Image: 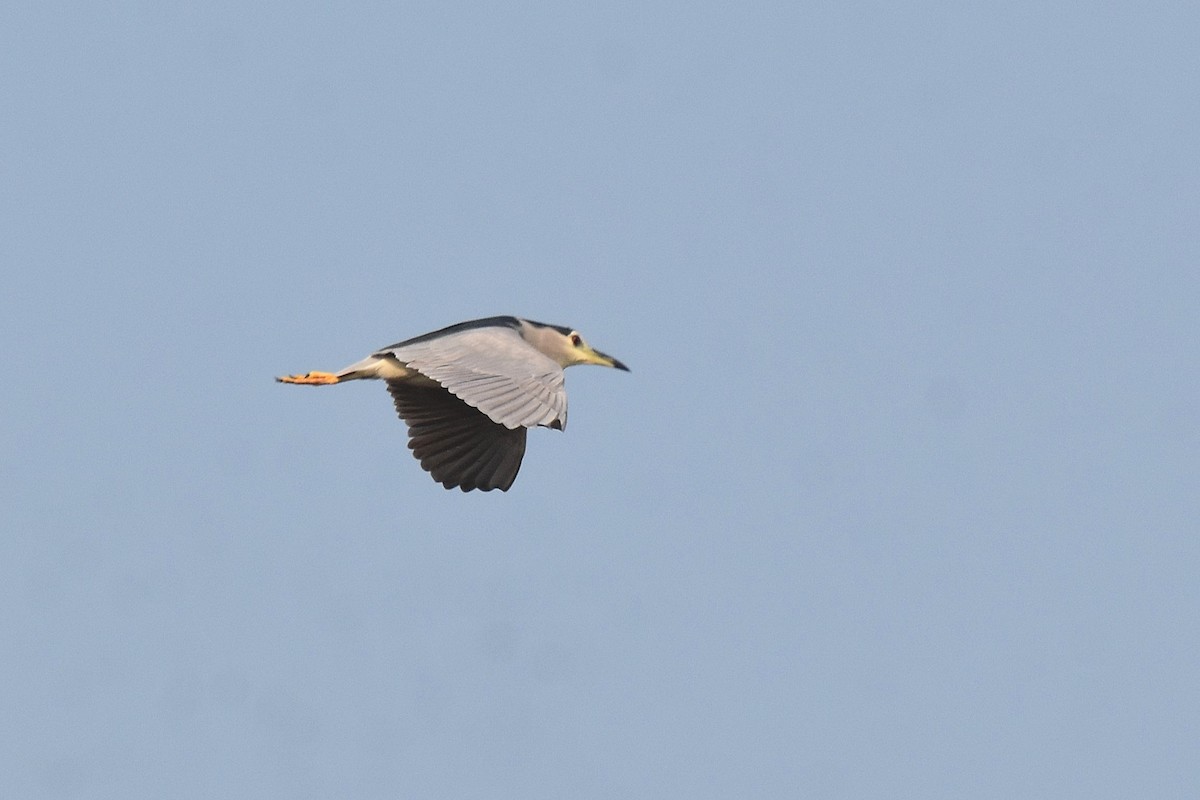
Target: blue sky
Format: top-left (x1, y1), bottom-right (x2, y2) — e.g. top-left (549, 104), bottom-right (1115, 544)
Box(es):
top-left (3, 2), bottom-right (1198, 797)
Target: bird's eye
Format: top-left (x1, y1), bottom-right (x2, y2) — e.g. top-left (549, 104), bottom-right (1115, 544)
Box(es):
top-left (570, 333), bottom-right (582, 347)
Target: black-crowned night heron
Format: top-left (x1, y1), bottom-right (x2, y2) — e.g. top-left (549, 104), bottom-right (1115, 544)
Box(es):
top-left (277, 316), bottom-right (629, 492)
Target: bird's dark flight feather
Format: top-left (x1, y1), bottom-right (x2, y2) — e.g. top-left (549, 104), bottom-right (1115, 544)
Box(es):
top-left (387, 381), bottom-right (527, 492)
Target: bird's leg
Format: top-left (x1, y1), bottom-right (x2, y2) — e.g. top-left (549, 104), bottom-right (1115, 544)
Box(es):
top-left (276, 371), bottom-right (341, 385)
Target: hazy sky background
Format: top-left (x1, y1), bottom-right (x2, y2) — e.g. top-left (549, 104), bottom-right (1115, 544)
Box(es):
top-left (3, 2), bottom-right (1198, 797)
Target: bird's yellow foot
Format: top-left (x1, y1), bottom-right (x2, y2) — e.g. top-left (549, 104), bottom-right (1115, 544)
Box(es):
top-left (276, 371), bottom-right (340, 385)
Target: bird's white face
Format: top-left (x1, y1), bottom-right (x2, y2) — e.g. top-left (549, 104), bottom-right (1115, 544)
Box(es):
top-left (562, 330), bottom-right (591, 365)
top-left (537, 328), bottom-right (591, 366)
top-left (520, 320), bottom-right (630, 371)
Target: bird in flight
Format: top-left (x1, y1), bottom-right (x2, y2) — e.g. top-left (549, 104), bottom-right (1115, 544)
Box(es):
top-left (277, 316), bottom-right (629, 492)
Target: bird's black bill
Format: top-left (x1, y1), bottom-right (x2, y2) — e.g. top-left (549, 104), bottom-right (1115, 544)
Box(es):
top-left (601, 351), bottom-right (630, 372)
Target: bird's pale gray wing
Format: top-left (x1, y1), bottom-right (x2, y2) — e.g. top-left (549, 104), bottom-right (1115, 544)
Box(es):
top-left (379, 327), bottom-right (567, 430)
top-left (387, 382), bottom-right (527, 492)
